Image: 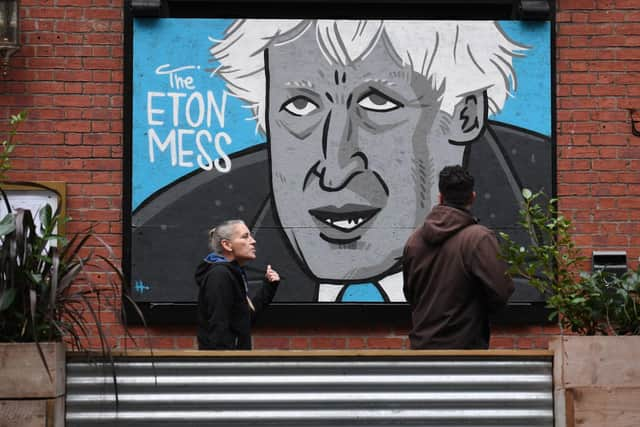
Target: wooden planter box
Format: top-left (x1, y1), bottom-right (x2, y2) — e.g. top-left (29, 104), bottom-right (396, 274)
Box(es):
top-left (0, 342), bottom-right (66, 427)
top-left (551, 336), bottom-right (640, 427)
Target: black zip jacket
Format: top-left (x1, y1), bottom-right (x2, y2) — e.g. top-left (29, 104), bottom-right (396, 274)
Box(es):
top-left (195, 258), bottom-right (278, 349)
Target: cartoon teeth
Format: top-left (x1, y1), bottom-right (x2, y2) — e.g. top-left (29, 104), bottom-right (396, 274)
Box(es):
top-left (324, 217), bottom-right (365, 231)
top-left (309, 206), bottom-right (381, 234)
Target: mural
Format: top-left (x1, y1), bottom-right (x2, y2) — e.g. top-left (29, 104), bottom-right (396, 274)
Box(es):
top-left (130, 19), bottom-right (552, 305)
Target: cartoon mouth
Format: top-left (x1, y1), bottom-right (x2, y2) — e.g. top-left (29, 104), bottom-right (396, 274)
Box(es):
top-left (308, 205), bottom-right (381, 233)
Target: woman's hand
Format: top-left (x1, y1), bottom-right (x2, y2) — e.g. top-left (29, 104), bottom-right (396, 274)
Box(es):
top-left (265, 264), bottom-right (280, 283)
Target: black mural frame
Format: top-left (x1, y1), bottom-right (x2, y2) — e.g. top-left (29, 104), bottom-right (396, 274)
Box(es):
top-left (123, 0), bottom-right (556, 325)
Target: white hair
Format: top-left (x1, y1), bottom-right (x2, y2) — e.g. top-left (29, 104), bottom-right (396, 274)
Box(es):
top-left (208, 219), bottom-right (245, 253)
top-left (211, 20), bottom-right (527, 134)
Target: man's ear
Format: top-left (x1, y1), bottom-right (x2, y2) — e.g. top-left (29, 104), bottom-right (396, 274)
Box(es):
top-left (470, 191), bottom-right (477, 206)
top-left (448, 90), bottom-right (488, 145)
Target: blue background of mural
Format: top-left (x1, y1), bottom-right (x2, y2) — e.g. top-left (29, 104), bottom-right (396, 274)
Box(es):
top-left (132, 19), bottom-right (551, 210)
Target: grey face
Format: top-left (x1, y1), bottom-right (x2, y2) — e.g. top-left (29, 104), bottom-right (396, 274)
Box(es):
top-left (267, 29), bottom-right (447, 282)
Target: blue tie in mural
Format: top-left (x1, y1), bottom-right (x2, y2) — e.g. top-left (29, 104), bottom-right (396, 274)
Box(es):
top-left (340, 283), bottom-right (385, 302)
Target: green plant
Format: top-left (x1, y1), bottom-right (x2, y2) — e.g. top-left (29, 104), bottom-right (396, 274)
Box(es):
top-left (0, 111), bottom-right (25, 181)
top-left (500, 189), bottom-right (640, 335)
top-left (0, 112), bottom-right (148, 374)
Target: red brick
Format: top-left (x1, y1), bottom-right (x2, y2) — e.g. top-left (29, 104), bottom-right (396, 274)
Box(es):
top-left (597, 147), bottom-right (618, 158)
top-left (592, 110), bottom-right (629, 121)
top-left (175, 336), bottom-right (197, 349)
top-left (347, 337), bottom-right (367, 349)
top-left (591, 135), bottom-right (629, 145)
top-left (83, 134), bottom-right (121, 145)
top-left (93, 70), bottom-right (113, 82)
top-left (92, 47), bottom-right (112, 57)
top-left (593, 235), bottom-right (630, 246)
top-left (558, 97), bottom-right (594, 109)
top-left (83, 58), bottom-right (121, 70)
top-left (366, 337), bottom-right (404, 349)
top-left (559, 0), bottom-right (596, 8)
top-left (91, 122), bottom-right (111, 132)
top-left (55, 46), bottom-right (94, 57)
top-left (593, 209), bottom-right (631, 220)
top-left (559, 48), bottom-right (599, 60)
top-left (53, 70), bottom-right (93, 82)
top-left (561, 122), bottom-right (601, 133)
top-left (571, 110), bottom-right (591, 121)
top-left (83, 83), bottom-right (121, 94)
top-left (592, 184), bottom-right (628, 195)
top-left (592, 159), bottom-right (628, 170)
top-left (82, 184), bottom-right (122, 196)
top-left (92, 146), bottom-right (113, 157)
top-left (83, 209), bottom-right (121, 221)
top-left (591, 85), bottom-right (631, 96)
top-left (557, 12), bottom-right (572, 22)
top-left (489, 336), bottom-right (515, 349)
top-left (93, 96), bottom-right (111, 107)
top-left (82, 109), bottom-right (121, 120)
top-left (561, 147), bottom-right (600, 158)
top-left (56, 21), bottom-right (94, 33)
top-left (560, 198), bottom-right (598, 209)
top-left (559, 23), bottom-right (614, 36)
top-left (557, 184), bottom-right (592, 196)
top-left (112, 46), bottom-right (124, 58)
top-left (590, 11), bottom-right (628, 22)
top-left (84, 34), bottom-right (122, 46)
top-left (53, 95), bottom-right (93, 107)
top-left (20, 19), bottom-right (53, 32)
top-left (55, 120), bottom-right (92, 132)
top-left (39, 158), bottom-right (84, 170)
top-left (92, 172), bottom-right (123, 183)
top-left (310, 337), bottom-right (347, 349)
top-left (26, 7), bottom-right (66, 19)
top-left (559, 72), bottom-right (598, 84)
top-left (65, 83), bottom-right (83, 93)
top-left (286, 337), bottom-right (307, 350)
top-left (85, 9), bottom-right (122, 20)
top-left (149, 337), bottom-right (175, 349)
top-left (253, 336), bottom-right (290, 350)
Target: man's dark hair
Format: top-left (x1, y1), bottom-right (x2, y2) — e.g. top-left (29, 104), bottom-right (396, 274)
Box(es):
top-left (439, 165), bottom-right (474, 208)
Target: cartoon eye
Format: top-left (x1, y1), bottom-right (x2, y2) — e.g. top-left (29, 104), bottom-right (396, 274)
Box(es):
top-left (281, 96), bottom-right (319, 117)
top-left (357, 89), bottom-right (403, 112)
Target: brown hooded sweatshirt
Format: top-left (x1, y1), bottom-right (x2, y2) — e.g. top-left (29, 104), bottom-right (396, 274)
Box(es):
top-left (402, 205), bottom-right (514, 349)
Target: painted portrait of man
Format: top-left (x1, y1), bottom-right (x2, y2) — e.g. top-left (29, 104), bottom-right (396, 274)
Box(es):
top-left (130, 19), bottom-right (551, 305)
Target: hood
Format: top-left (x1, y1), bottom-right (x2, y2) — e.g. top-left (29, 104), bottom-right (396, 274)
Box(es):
top-left (420, 205), bottom-right (477, 245)
top-left (195, 252), bottom-right (231, 288)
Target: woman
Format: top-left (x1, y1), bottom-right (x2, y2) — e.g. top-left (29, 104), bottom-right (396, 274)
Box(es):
top-left (195, 219), bottom-right (279, 349)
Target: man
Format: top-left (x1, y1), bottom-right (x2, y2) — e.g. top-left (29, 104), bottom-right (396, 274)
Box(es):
top-left (402, 165), bottom-right (514, 349)
top-left (195, 219), bottom-right (280, 349)
top-left (131, 20), bottom-right (550, 304)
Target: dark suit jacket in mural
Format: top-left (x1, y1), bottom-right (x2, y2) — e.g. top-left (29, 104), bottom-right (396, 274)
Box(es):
top-left (131, 121), bottom-right (552, 304)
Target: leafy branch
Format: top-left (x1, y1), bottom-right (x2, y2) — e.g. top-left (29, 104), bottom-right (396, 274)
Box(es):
top-left (500, 189), bottom-right (639, 335)
top-left (0, 111), bottom-right (26, 182)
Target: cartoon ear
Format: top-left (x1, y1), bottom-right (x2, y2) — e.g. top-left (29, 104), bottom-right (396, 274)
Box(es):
top-left (448, 90), bottom-right (488, 145)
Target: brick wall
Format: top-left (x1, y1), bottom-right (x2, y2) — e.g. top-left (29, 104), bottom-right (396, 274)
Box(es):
top-left (0, 0), bottom-right (637, 350)
top-left (556, 0), bottom-right (640, 264)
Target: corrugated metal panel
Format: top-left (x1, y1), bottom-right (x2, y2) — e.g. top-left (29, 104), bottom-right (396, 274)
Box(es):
top-left (66, 353), bottom-right (553, 426)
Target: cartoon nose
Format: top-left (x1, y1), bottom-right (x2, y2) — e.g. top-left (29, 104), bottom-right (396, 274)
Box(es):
top-left (317, 111), bottom-right (367, 191)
